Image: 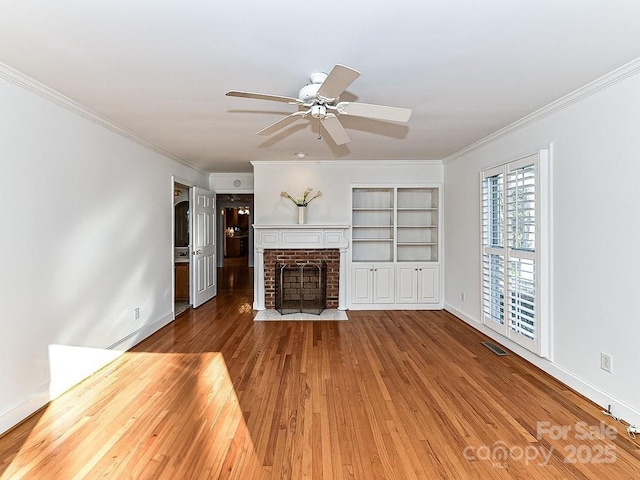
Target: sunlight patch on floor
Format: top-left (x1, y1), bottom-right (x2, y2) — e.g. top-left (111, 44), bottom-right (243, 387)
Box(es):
top-left (2, 351), bottom-right (262, 479)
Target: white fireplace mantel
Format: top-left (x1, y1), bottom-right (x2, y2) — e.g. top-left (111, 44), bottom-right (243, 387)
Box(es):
top-left (253, 224), bottom-right (350, 310)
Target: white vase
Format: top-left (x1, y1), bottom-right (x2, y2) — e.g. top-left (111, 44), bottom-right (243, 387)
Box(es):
top-left (297, 206), bottom-right (306, 224)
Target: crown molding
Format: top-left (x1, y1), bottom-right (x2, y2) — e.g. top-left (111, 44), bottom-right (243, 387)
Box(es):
top-left (251, 159), bottom-right (443, 167)
top-left (210, 172), bottom-right (254, 177)
top-left (444, 56), bottom-right (640, 163)
top-left (0, 62), bottom-right (207, 175)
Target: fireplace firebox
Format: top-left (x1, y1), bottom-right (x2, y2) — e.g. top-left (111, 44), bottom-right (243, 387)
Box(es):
top-left (275, 261), bottom-right (327, 315)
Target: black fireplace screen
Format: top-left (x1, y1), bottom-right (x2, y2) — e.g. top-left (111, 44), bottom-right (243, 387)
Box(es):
top-left (275, 261), bottom-right (327, 315)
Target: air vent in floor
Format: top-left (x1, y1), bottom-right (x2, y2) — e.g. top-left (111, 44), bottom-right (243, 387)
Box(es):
top-left (481, 341), bottom-right (508, 356)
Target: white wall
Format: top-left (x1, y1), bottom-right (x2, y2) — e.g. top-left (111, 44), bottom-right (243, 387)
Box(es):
top-left (444, 66), bottom-right (640, 426)
top-left (252, 160), bottom-right (443, 225)
top-left (0, 70), bottom-right (209, 434)
top-left (210, 172), bottom-right (254, 193)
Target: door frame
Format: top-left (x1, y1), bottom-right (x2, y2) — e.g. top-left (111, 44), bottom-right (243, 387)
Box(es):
top-left (172, 176), bottom-right (195, 318)
top-left (214, 192), bottom-right (255, 269)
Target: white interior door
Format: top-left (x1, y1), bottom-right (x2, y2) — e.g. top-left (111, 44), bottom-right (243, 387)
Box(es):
top-left (192, 187), bottom-right (217, 308)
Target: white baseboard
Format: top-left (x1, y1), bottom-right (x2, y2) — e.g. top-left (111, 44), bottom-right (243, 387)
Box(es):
top-left (348, 303), bottom-right (443, 310)
top-left (106, 311), bottom-right (174, 351)
top-left (0, 384), bottom-right (50, 437)
top-left (0, 311), bottom-right (174, 436)
top-left (444, 303), bottom-right (640, 429)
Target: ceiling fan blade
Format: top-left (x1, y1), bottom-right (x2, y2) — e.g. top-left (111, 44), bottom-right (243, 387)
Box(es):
top-left (226, 90), bottom-right (299, 104)
top-left (317, 64), bottom-right (361, 101)
top-left (256, 111), bottom-right (307, 136)
top-left (321, 114), bottom-right (351, 145)
top-left (335, 102), bottom-right (412, 122)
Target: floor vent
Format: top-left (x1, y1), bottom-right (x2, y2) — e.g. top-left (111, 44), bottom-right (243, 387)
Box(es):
top-left (481, 341), bottom-right (509, 356)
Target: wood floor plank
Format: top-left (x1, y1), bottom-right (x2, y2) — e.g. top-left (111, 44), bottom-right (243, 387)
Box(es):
top-left (1, 257), bottom-right (640, 479)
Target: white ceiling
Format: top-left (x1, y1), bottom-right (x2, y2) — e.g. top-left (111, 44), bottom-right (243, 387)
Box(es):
top-left (1, 1), bottom-right (640, 173)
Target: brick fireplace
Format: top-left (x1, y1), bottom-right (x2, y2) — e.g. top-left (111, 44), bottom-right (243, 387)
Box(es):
top-left (266, 249), bottom-right (339, 309)
top-left (253, 225), bottom-right (350, 312)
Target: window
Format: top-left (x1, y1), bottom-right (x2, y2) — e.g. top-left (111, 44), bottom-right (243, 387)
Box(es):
top-left (481, 152), bottom-right (549, 356)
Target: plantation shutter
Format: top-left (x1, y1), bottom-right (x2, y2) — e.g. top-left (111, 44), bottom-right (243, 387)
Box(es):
top-left (481, 153), bottom-right (545, 355)
top-left (481, 168), bottom-right (505, 329)
top-left (507, 162), bottom-right (536, 344)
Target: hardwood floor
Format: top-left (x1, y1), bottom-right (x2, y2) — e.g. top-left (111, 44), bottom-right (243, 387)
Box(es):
top-left (1, 259), bottom-right (639, 479)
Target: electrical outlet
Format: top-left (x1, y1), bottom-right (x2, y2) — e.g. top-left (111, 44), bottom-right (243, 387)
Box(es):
top-left (460, 292), bottom-right (465, 301)
top-left (600, 353), bottom-right (612, 373)
top-left (134, 307), bottom-right (140, 321)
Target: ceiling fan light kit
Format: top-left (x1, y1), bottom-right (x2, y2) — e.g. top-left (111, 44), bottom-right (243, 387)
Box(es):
top-left (226, 64), bottom-right (412, 145)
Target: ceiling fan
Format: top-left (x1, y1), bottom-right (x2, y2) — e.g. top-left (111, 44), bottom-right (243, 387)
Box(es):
top-left (226, 64), bottom-right (412, 145)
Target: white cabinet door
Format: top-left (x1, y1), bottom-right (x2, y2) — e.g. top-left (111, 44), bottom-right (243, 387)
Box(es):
top-left (373, 264), bottom-right (395, 303)
top-left (418, 264), bottom-right (440, 304)
top-left (351, 263), bottom-right (395, 305)
top-left (396, 264), bottom-right (418, 303)
top-left (351, 264), bottom-right (374, 304)
top-left (396, 263), bottom-right (439, 304)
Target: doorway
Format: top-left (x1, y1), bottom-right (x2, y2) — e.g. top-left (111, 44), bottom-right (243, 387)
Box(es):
top-left (216, 194), bottom-right (254, 291)
top-left (174, 182), bottom-right (192, 316)
top-left (216, 194), bottom-right (254, 267)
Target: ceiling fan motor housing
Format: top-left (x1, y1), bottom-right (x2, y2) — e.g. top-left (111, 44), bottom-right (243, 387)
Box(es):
top-left (309, 72), bottom-right (328, 84)
top-left (298, 83), bottom-right (322, 104)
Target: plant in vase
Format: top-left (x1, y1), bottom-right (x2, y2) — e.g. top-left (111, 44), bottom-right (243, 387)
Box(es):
top-left (281, 188), bottom-right (322, 224)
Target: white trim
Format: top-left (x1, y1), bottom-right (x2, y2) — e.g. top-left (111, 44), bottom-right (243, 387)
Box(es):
top-left (251, 160), bottom-right (443, 167)
top-left (0, 384), bottom-right (50, 436)
top-left (444, 304), bottom-right (640, 429)
top-left (537, 146), bottom-right (553, 359)
top-left (445, 56), bottom-right (640, 163)
top-left (348, 304), bottom-right (442, 311)
top-left (0, 61), bottom-right (206, 174)
top-left (253, 224), bottom-right (351, 311)
top-left (172, 176), bottom-right (195, 315)
top-left (107, 311), bottom-right (174, 351)
top-left (211, 172), bottom-right (253, 177)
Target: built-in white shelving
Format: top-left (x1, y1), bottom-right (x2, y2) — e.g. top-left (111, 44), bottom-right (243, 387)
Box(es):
top-left (350, 186), bottom-right (441, 309)
top-left (351, 187), bottom-right (395, 262)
